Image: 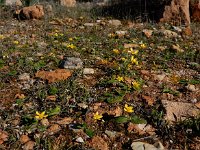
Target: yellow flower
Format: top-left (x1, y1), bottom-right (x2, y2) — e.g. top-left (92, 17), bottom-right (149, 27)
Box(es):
top-left (116, 76), bottom-right (124, 82)
top-left (0, 34), bottom-right (4, 40)
top-left (132, 81), bottom-right (140, 90)
top-left (113, 49), bottom-right (120, 54)
top-left (54, 33), bottom-right (58, 37)
top-left (108, 33), bottom-right (116, 38)
top-left (131, 56), bottom-right (138, 65)
top-left (35, 111), bottom-right (48, 120)
top-left (66, 44), bottom-right (76, 49)
top-left (68, 37), bottom-right (73, 41)
top-left (93, 112), bottom-right (103, 120)
top-left (13, 41), bottom-right (19, 45)
top-left (140, 43), bottom-right (146, 49)
top-left (121, 57), bottom-right (127, 61)
top-left (59, 33), bottom-right (64, 36)
top-left (127, 64), bottom-right (132, 70)
top-left (128, 48), bottom-right (138, 55)
top-left (124, 104), bottom-right (134, 113)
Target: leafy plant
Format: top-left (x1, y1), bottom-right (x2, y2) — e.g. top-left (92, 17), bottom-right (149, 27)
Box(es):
top-left (47, 106), bottom-right (61, 116)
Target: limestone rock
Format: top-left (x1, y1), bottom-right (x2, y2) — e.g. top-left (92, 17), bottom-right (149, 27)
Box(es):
top-left (60, 0), bottom-right (76, 7)
top-left (160, 0), bottom-right (190, 26)
top-left (131, 142), bottom-right (164, 150)
top-left (5, 0), bottom-right (22, 6)
top-left (161, 100), bottom-right (200, 122)
top-left (18, 5), bottom-right (44, 20)
top-left (108, 19), bottom-right (122, 26)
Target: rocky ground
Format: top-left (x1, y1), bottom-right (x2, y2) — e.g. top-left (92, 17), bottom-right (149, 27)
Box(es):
top-left (0, 4), bottom-right (200, 150)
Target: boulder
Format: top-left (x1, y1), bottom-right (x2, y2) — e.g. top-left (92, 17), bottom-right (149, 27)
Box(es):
top-left (160, 0), bottom-right (190, 26)
top-left (17, 5), bottom-right (44, 20)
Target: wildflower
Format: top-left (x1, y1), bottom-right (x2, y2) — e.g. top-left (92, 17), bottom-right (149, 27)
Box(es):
top-left (68, 37), bottom-right (73, 41)
top-left (59, 33), bottom-right (64, 36)
top-left (132, 81), bottom-right (140, 90)
top-left (54, 33), bottom-right (58, 37)
top-left (66, 44), bottom-right (76, 49)
top-left (93, 112), bottom-right (103, 120)
top-left (113, 49), bottom-right (120, 54)
top-left (121, 57), bottom-right (127, 61)
top-left (131, 56), bottom-right (138, 65)
top-left (13, 40), bottom-right (19, 45)
top-left (140, 43), bottom-right (146, 49)
top-left (35, 111), bottom-right (48, 120)
top-left (127, 64), bottom-right (132, 70)
top-left (108, 33), bottom-right (116, 38)
top-left (0, 34), bottom-right (4, 40)
top-left (128, 48), bottom-right (138, 55)
top-left (116, 76), bottom-right (124, 82)
top-left (124, 104), bottom-right (134, 113)
top-left (100, 59), bottom-right (108, 64)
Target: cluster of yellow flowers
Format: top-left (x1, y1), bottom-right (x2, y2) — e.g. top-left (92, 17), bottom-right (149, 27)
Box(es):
top-left (93, 104), bottom-right (134, 121)
top-left (66, 43), bottom-right (76, 49)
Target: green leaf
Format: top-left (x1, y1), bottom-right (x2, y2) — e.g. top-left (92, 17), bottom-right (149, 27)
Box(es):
top-left (34, 60), bottom-right (46, 70)
top-left (115, 116), bottom-right (130, 123)
top-left (107, 95), bottom-right (123, 104)
top-left (48, 106), bottom-right (61, 116)
top-left (85, 128), bottom-right (94, 138)
top-left (7, 70), bottom-right (17, 76)
top-left (49, 86), bottom-right (58, 95)
top-left (130, 115), bottom-right (147, 124)
top-left (189, 79), bottom-right (200, 85)
top-left (0, 59), bottom-right (4, 69)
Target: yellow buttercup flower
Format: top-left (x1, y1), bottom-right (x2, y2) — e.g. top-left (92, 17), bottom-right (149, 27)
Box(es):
top-left (121, 57), bottom-right (127, 61)
top-left (128, 48), bottom-right (139, 55)
top-left (140, 43), bottom-right (146, 49)
top-left (131, 56), bottom-right (138, 65)
top-left (116, 76), bottom-right (124, 82)
top-left (66, 44), bottom-right (76, 49)
top-left (13, 41), bottom-right (19, 45)
top-left (68, 37), bottom-right (73, 41)
top-left (124, 104), bottom-right (134, 113)
top-left (132, 81), bottom-right (140, 90)
top-left (35, 111), bottom-right (48, 120)
top-left (93, 112), bottom-right (103, 120)
top-left (54, 33), bottom-right (58, 37)
top-left (0, 34), bottom-right (4, 39)
top-left (113, 49), bottom-right (120, 54)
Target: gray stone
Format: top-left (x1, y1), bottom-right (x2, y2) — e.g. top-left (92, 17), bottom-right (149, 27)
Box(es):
top-left (4, 0), bottom-right (22, 5)
top-left (160, 29), bottom-right (178, 38)
top-left (83, 68), bottom-right (95, 75)
top-left (131, 142), bottom-right (164, 150)
top-left (18, 73), bottom-right (30, 81)
top-left (105, 130), bottom-right (117, 138)
top-left (84, 23), bottom-right (96, 27)
top-left (108, 19), bottom-right (122, 26)
top-left (76, 137), bottom-right (84, 143)
top-left (62, 57), bottom-right (83, 69)
top-left (115, 30), bottom-right (127, 37)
